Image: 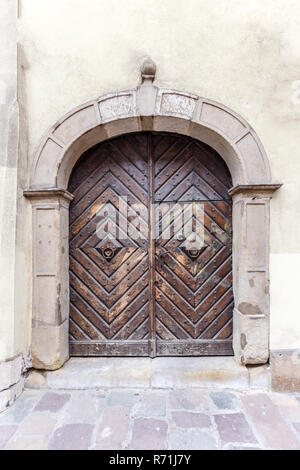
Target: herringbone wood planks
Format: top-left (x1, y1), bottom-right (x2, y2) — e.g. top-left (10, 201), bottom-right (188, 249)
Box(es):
top-left (69, 132), bottom-right (233, 356)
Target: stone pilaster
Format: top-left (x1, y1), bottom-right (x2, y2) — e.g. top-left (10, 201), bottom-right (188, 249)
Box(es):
top-left (229, 184), bottom-right (281, 364)
top-left (24, 189), bottom-right (73, 370)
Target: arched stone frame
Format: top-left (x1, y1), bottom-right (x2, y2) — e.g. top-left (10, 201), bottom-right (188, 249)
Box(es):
top-left (24, 82), bottom-right (281, 370)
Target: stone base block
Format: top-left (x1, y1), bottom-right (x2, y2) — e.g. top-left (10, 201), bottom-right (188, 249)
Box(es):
top-left (36, 357), bottom-right (152, 389)
top-left (32, 321), bottom-right (69, 370)
top-left (0, 354), bottom-right (23, 390)
top-left (271, 350), bottom-right (300, 392)
top-left (151, 357), bottom-right (249, 389)
top-left (233, 309), bottom-right (269, 365)
top-left (23, 357), bottom-right (270, 391)
top-left (0, 377), bottom-right (24, 413)
top-left (247, 364), bottom-right (270, 390)
top-left (0, 355), bottom-right (24, 413)
top-left (24, 370), bottom-right (47, 389)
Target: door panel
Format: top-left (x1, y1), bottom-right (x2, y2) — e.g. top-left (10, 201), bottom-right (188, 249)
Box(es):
top-left (152, 133), bottom-right (233, 356)
top-left (69, 134), bottom-right (150, 356)
top-left (69, 132), bottom-right (233, 356)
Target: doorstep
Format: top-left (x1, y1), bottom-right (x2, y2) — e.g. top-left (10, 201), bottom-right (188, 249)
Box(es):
top-left (25, 357), bottom-right (270, 391)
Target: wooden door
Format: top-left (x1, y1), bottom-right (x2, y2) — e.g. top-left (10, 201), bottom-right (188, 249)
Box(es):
top-left (69, 133), bottom-right (233, 356)
top-left (152, 134), bottom-right (233, 356)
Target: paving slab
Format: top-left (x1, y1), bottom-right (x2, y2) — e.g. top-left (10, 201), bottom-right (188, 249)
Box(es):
top-left (171, 411), bottom-right (211, 428)
top-left (241, 393), bottom-right (300, 450)
top-left (270, 393), bottom-right (300, 422)
top-left (129, 418), bottom-right (168, 450)
top-left (6, 435), bottom-right (47, 450)
top-left (64, 394), bottom-right (101, 423)
top-left (34, 392), bottom-right (71, 412)
top-left (168, 389), bottom-right (213, 411)
top-left (17, 413), bottom-right (57, 435)
top-left (133, 390), bottom-right (167, 417)
top-left (210, 391), bottom-right (240, 410)
top-left (47, 423), bottom-right (94, 450)
top-left (2, 378), bottom-right (300, 450)
top-left (168, 427), bottom-right (217, 450)
top-left (96, 406), bottom-right (130, 449)
top-left (0, 425), bottom-right (17, 449)
top-left (214, 412), bottom-right (258, 445)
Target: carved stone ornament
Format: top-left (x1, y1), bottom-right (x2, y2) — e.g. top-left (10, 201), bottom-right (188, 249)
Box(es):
top-left (141, 57), bottom-right (156, 84)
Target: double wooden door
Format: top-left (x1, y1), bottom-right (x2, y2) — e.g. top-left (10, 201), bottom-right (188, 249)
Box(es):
top-left (69, 132), bottom-right (233, 356)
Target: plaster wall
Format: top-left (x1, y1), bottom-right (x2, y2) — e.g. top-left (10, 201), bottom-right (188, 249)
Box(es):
top-left (0, 0), bottom-right (18, 362)
top-left (0, 0), bottom-right (31, 364)
top-left (17, 0), bottom-right (300, 352)
top-left (0, 0), bottom-right (297, 377)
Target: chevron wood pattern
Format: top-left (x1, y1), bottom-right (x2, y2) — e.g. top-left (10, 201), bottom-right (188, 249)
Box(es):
top-left (153, 133), bottom-right (233, 355)
top-left (69, 132), bottom-right (233, 356)
top-left (69, 134), bottom-right (150, 356)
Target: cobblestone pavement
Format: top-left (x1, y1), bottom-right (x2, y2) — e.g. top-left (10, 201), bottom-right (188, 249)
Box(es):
top-left (1, 388), bottom-right (300, 450)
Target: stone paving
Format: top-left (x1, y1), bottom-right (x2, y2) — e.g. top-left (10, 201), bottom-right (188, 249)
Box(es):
top-left (1, 388), bottom-right (300, 450)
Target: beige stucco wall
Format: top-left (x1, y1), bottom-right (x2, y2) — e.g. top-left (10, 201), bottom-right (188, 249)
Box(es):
top-left (0, 0), bottom-right (18, 362)
top-left (16, 0), bottom-right (300, 352)
top-left (0, 0), bottom-right (31, 365)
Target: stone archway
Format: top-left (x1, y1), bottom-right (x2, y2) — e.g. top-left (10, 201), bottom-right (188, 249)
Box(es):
top-left (24, 60), bottom-right (281, 370)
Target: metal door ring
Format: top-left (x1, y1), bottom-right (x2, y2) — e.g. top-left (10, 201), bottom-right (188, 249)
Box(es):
top-left (188, 249), bottom-right (200, 258)
top-left (102, 247), bottom-right (115, 260)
